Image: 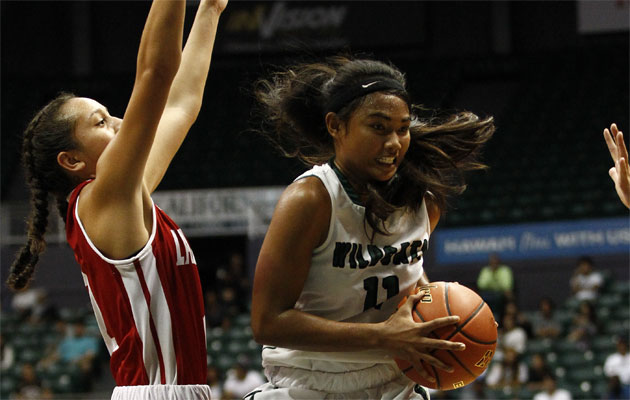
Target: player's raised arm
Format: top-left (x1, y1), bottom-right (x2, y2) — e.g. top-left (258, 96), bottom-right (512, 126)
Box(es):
top-left (90, 0), bottom-right (185, 198)
top-left (144, 0), bottom-right (228, 193)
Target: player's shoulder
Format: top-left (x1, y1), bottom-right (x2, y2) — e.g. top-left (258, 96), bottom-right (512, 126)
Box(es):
top-left (282, 175), bottom-right (330, 209)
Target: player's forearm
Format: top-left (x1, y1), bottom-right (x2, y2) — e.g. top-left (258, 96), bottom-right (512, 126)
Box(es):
top-left (252, 308), bottom-right (384, 352)
top-left (166, 1), bottom-right (223, 118)
top-left (136, 0), bottom-right (185, 80)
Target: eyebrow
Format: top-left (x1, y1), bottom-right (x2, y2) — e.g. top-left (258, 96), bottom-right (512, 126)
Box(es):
top-left (88, 107), bottom-right (110, 120)
top-left (367, 112), bottom-right (411, 123)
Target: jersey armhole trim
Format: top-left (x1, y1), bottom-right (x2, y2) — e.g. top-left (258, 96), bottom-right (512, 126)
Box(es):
top-left (74, 193), bottom-right (158, 265)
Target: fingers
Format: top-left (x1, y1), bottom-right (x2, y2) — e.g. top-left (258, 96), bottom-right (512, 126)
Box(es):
top-left (420, 315), bottom-right (461, 332)
top-left (420, 337), bottom-right (466, 352)
top-left (410, 359), bottom-right (436, 383)
top-left (604, 127), bottom-right (618, 162)
top-left (419, 353), bottom-right (455, 373)
top-left (616, 130), bottom-right (629, 161)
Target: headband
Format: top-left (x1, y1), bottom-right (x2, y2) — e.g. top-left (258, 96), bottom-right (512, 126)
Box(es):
top-left (325, 75), bottom-right (407, 114)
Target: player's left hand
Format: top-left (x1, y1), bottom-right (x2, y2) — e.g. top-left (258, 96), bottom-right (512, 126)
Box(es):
top-left (603, 123), bottom-right (630, 209)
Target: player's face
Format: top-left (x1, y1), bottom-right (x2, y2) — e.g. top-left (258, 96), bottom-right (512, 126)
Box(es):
top-left (65, 97), bottom-right (122, 177)
top-left (332, 93), bottom-right (411, 183)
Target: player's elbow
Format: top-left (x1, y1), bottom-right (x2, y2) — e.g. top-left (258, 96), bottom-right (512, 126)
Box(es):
top-left (250, 309), bottom-right (279, 345)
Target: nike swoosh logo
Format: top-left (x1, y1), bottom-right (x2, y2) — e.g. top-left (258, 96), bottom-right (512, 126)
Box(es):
top-left (362, 81), bottom-right (379, 88)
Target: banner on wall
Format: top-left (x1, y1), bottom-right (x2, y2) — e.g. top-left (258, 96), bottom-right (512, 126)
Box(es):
top-left (215, 1), bottom-right (426, 54)
top-left (152, 187), bottom-right (284, 237)
top-left (434, 217), bottom-right (630, 264)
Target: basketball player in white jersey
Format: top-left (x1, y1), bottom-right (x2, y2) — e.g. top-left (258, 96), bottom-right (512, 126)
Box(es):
top-left (248, 57), bottom-right (495, 399)
top-left (7, 0), bottom-right (227, 398)
top-left (604, 123), bottom-right (630, 209)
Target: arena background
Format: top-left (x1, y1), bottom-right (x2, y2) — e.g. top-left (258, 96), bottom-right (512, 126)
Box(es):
top-left (1, 1), bottom-right (628, 399)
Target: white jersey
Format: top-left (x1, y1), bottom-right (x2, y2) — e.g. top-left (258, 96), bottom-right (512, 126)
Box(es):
top-left (261, 163), bottom-right (431, 393)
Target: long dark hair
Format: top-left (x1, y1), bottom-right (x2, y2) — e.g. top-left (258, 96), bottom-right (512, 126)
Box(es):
top-left (7, 92), bottom-right (79, 290)
top-left (254, 56), bottom-right (494, 235)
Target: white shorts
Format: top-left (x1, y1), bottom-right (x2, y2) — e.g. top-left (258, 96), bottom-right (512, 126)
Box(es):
top-left (243, 375), bottom-right (430, 400)
top-left (111, 384), bottom-right (212, 400)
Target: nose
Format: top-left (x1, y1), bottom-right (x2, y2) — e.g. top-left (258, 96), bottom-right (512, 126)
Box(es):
top-left (384, 132), bottom-right (402, 153)
top-left (113, 117), bottom-right (122, 133)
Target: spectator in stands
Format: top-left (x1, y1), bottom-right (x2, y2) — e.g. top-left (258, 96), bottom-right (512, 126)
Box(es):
top-left (206, 365), bottom-right (223, 399)
top-left (10, 287), bottom-right (56, 323)
top-left (500, 313), bottom-right (528, 355)
top-left (504, 299), bottom-right (533, 338)
top-left (532, 373), bottom-right (572, 400)
top-left (40, 320), bottom-right (99, 379)
top-left (485, 346), bottom-right (528, 389)
top-left (13, 362), bottom-right (53, 400)
top-left (527, 353), bottom-right (552, 392)
top-left (603, 123), bottom-right (629, 209)
top-left (477, 253), bottom-right (514, 320)
top-left (603, 335), bottom-right (630, 399)
top-left (205, 289), bottom-right (227, 329)
top-left (566, 300), bottom-right (598, 351)
top-left (0, 333), bottom-right (15, 372)
top-left (569, 256), bottom-right (603, 303)
top-left (215, 252), bottom-right (251, 313)
top-left (222, 362), bottom-right (264, 399)
top-left (532, 297), bottom-right (563, 339)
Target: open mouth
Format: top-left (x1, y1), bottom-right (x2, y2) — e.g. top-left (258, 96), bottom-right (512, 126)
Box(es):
top-left (376, 156), bottom-right (396, 165)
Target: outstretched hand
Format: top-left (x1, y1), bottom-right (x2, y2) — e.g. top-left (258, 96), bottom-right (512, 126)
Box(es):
top-left (380, 290), bottom-right (465, 383)
top-left (603, 123), bottom-right (630, 209)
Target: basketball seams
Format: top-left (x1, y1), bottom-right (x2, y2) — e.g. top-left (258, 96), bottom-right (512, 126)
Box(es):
top-left (458, 329), bottom-right (497, 345)
top-left (444, 282), bottom-right (451, 316)
top-left (445, 301), bottom-right (485, 341)
top-left (445, 349), bottom-right (477, 378)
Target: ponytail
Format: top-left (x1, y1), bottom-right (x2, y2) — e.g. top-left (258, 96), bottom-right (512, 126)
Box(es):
top-left (7, 93), bottom-right (77, 291)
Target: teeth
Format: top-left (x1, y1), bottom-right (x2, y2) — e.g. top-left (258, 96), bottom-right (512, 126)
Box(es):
top-left (377, 157), bottom-right (395, 164)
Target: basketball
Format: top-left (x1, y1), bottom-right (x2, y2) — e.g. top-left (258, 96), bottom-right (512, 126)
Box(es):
top-left (395, 281), bottom-right (497, 391)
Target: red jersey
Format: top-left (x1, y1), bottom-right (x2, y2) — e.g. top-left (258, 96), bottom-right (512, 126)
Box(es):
top-left (66, 181), bottom-right (207, 386)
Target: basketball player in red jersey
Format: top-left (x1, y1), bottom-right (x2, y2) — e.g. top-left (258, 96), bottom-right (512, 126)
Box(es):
top-left (7, 0), bottom-right (227, 398)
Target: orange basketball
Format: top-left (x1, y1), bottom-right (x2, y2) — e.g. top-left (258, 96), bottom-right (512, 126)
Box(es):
top-left (394, 281), bottom-right (497, 391)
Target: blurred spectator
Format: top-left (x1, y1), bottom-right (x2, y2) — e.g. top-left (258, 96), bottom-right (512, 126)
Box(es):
top-left (485, 347), bottom-right (528, 389)
top-left (527, 353), bottom-right (552, 392)
top-left (12, 362), bottom-right (52, 400)
top-left (569, 256), bottom-right (603, 302)
top-left (603, 335), bottom-right (630, 399)
top-left (1, 333), bottom-right (15, 372)
top-left (477, 253), bottom-right (514, 320)
top-left (10, 287), bottom-right (58, 323)
top-left (500, 313), bottom-right (528, 355)
top-left (40, 320), bottom-right (99, 378)
top-left (532, 373), bottom-right (572, 400)
top-left (503, 299), bottom-right (533, 338)
top-left (205, 290), bottom-right (227, 329)
top-left (566, 301), bottom-right (598, 351)
top-left (222, 362), bottom-right (265, 399)
top-left (531, 297), bottom-right (563, 339)
top-left (459, 378), bottom-right (488, 399)
top-left (215, 252), bottom-right (251, 308)
top-left (207, 365), bottom-right (223, 399)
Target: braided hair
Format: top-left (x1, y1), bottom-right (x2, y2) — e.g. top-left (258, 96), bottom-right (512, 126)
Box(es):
top-left (254, 56), bottom-right (494, 235)
top-left (7, 93), bottom-right (79, 290)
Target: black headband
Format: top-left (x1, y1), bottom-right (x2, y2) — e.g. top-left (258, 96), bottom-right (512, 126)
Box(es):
top-left (325, 76), bottom-right (407, 114)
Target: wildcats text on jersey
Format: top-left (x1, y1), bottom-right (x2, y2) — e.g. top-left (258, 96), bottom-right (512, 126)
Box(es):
top-left (332, 239), bottom-right (428, 269)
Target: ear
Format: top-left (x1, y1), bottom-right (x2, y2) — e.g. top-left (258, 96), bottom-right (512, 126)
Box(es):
top-left (57, 151), bottom-right (86, 174)
top-left (325, 112), bottom-right (344, 139)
